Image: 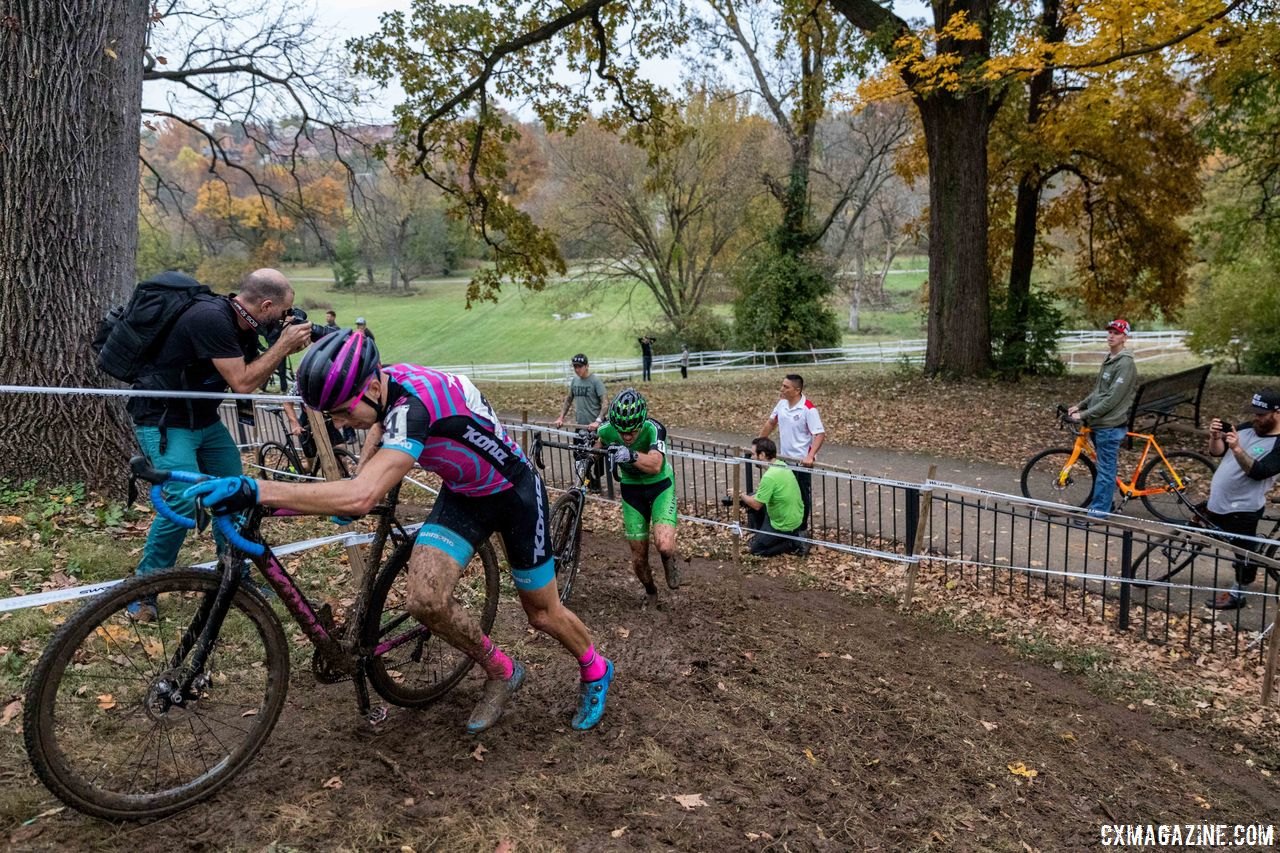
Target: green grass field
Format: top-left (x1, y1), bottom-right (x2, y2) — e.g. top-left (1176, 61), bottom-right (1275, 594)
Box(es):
top-left (283, 256), bottom-right (933, 364)
top-left (284, 265), bottom-right (680, 364)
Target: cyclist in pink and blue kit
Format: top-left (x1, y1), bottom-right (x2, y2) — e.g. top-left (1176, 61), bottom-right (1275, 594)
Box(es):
top-left (185, 330), bottom-right (614, 732)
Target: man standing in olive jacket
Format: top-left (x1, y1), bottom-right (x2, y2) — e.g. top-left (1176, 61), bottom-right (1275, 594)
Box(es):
top-left (1068, 319), bottom-right (1138, 517)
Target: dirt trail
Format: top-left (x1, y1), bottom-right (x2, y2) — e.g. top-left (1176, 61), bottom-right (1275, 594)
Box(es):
top-left (10, 531), bottom-right (1277, 852)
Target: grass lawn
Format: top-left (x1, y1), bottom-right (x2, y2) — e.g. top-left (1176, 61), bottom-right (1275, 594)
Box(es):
top-left (281, 264), bottom-right (677, 365)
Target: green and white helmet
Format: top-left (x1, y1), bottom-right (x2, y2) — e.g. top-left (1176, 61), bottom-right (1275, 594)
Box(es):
top-left (608, 388), bottom-right (648, 432)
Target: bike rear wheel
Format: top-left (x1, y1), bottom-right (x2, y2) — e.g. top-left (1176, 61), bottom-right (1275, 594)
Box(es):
top-left (24, 569), bottom-right (289, 820)
top-left (1020, 448), bottom-right (1096, 508)
top-left (257, 441), bottom-right (303, 482)
top-left (333, 447), bottom-right (358, 478)
top-left (1138, 451), bottom-right (1217, 524)
top-left (550, 491), bottom-right (584, 603)
top-left (1128, 538), bottom-right (1205, 588)
top-left (362, 539), bottom-right (500, 708)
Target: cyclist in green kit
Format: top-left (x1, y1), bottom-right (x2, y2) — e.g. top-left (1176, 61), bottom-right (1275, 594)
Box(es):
top-left (596, 389), bottom-right (681, 607)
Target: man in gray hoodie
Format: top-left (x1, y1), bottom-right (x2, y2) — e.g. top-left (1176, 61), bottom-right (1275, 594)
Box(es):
top-left (1067, 318), bottom-right (1138, 517)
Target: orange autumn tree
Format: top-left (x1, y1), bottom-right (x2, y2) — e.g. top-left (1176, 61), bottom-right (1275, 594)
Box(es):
top-left (353, 0), bottom-right (1260, 376)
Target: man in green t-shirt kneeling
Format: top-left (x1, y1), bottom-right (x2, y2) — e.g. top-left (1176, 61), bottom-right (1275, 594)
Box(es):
top-left (596, 388), bottom-right (681, 607)
top-left (740, 437), bottom-right (805, 557)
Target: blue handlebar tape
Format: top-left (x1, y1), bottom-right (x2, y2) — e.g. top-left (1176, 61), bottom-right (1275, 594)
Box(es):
top-left (150, 484), bottom-right (196, 529)
top-left (213, 515), bottom-right (265, 558)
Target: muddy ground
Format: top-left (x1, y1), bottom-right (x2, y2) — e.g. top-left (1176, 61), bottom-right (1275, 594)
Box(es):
top-left (5, 518), bottom-right (1279, 853)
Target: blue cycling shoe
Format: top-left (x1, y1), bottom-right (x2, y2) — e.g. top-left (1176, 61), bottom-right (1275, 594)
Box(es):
top-left (572, 659), bottom-right (614, 731)
top-left (467, 661), bottom-right (527, 733)
top-left (126, 595), bottom-right (157, 623)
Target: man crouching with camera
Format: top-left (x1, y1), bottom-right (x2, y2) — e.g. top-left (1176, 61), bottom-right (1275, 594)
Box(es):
top-left (126, 268), bottom-right (312, 621)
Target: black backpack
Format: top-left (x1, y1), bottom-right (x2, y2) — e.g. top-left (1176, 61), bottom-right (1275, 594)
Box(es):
top-left (93, 271), bottom-right (214, 383)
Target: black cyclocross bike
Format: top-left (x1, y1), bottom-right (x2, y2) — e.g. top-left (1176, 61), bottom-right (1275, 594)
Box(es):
top-left (1127, 491), bottom-right (1280, 590)
top-left (532, 428), bottom-right (605, 603)
top-left (24, 457), bottom-right (499, 821)
top-left (256, 405), bottom-right (358, 482)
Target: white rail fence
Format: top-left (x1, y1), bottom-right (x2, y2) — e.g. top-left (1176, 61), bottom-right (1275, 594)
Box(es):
top-left (434, 330), bottom-right (1191, 383)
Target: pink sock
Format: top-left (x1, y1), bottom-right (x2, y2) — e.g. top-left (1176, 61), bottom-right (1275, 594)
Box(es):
top-left (480, 636), bottom-right (515, 680)
top-left (578, 645), bottom-right (608, 682)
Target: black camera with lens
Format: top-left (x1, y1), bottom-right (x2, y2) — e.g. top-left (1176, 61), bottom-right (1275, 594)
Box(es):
top-left (1220, 419), bottom-right (1235, 433)
top-left (266, 307), bottom-right (331, 345)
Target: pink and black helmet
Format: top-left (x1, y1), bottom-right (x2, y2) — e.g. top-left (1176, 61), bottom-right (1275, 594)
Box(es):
top-left (296, 329), bottom-right (381, 411)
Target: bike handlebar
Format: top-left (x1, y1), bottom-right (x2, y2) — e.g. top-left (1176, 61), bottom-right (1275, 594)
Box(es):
top-left (128, 455), bottom-right (266, 558)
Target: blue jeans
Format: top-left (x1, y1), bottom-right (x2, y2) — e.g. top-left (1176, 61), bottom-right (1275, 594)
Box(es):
top-left (1088, 426), bottom-right (1126, 516)
top-left (134, 422), bottom-right (243, 576)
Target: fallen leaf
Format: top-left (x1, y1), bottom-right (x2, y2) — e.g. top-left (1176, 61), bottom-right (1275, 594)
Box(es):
top-left (1007, 762), bottom-right (1038, 781)
top-left (96, 694), bottom-right (116, 711)
top-left (403, 798), bottom-right (415, 806)
top-left (803, 748), bottom-right (817, 764)
top-left (322, 776), bottom-right (343, 789)
top-left (979, 720), bottom-right (998, 732)
top-left (241, 709), bottom-right (258, 718)
top-left (742, 651), bottom-right (755, 661)
top-left (672, 793), bottom-right (708, 810)
top-left (494, 841), bottom-right (514, 853)
top-left (0, 699), bottom-right (20, 727)
top-left (472, 743), bottom-right (489, 762)
top-left (616, 627), bottom-right (631, 639)
top-left (610, 827), bottom-right (627, 838)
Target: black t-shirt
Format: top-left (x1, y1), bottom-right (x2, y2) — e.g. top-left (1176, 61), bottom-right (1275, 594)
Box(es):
top-left (128, 296), bottom-right (259, 428)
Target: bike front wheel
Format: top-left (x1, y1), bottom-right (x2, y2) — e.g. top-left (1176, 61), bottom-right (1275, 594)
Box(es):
top-left (1128, 537), bottom-right (1205, 588)
top-left (1020, 448), bottom-right (1096, 508)
top-left (24, 569), bottom-right (289, 820)
top-left (362, 538), bottom-right (501, 708)
top-left (257, 441), bottom-right (302, 482)
top-left (550, 491), bottom-right (584, 603)
top-left (1138, 451), bottom-right (1217, 524)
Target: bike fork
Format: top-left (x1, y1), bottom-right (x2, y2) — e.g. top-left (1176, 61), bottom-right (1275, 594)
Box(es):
top-left (352, 658), bottom-right (388, 727)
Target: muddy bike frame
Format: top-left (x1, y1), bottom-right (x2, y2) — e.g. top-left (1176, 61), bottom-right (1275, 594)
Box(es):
top-left (532, 429), bottom-right (605, 603)
top-left (131, 456), bottom-right (414, 723)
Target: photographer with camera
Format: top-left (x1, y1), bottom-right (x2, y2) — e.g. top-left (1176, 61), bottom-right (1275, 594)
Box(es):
top-left (731, 437), bottom-right (805, 557)
top-left (1201, 389), bottom-right (1280, 610)
top-left (125, 268), bottom-right (311, 621)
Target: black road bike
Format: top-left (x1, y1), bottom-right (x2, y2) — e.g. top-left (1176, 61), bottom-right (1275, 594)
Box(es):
top-left (533, 429), bottom-right (605, 603)
top-left (256, 406), bottom-right (358, 482)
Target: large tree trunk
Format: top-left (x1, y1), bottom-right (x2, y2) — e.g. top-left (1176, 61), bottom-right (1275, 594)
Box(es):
top-left (919, 94), bottom-right (993, 376)
top-left (0, 0), bottom-right (146, 491)
top-left (1004, 0), bottom-right (1065, 375)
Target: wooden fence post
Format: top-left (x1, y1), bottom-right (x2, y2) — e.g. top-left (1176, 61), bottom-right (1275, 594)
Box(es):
top-left (1263, 620), bottom-right (1280, 706)
top-left (903, 464), bottom-right (937, 611)
top-left (307, 407), bottom-right (368, 586)
top-left (731, 462), bottom-right (742, 567)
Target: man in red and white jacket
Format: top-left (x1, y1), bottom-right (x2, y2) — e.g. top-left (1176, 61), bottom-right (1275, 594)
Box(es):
top-left (759, 373), bottom-right (825, 532)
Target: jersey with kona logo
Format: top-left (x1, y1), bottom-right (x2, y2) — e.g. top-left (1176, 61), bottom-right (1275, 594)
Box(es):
top-left (379, 364), bottom-right (530, 496)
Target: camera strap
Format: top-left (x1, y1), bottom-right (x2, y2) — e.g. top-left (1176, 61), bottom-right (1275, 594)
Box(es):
top-left (228, 295), bottom-right (261, 332)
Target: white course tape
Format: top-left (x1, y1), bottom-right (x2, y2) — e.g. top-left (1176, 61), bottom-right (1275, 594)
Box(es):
top-left (0, 522), bottom-right (424, 614)
top-left (0, 384), bottom-right (299, 403)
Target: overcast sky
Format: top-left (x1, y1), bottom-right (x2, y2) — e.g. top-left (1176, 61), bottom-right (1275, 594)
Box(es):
top-left (310, 0), bottom-right (934, 121)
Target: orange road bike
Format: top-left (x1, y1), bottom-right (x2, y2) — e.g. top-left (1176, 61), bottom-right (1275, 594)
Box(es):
top-left (1019, 405), bottom-right (1217, 524)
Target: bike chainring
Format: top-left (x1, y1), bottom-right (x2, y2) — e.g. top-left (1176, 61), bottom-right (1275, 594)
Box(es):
top-left (310, 602), bottom-right (354, 684)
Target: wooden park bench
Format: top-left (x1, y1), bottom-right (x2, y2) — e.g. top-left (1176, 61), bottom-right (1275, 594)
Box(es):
top-left (1125, 363), bottom-right (1213, 436)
